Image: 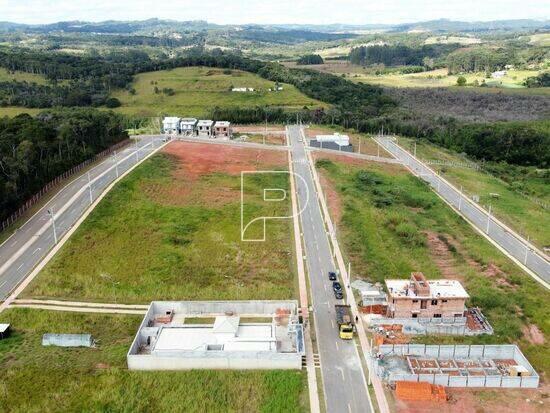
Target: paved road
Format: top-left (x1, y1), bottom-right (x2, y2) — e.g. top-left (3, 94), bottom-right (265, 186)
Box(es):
top-left (0, 136), bottom-right (166, 300)
top-left (288, 125), bottom-right (371, 413)
top-left (376, 136), bottom-right (550, 287)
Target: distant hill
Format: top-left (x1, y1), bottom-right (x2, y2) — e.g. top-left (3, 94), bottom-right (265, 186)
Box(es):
top-left (392, 18), bottom-right (550, 33)
top-left (0, 18), bottom-right (548, 35)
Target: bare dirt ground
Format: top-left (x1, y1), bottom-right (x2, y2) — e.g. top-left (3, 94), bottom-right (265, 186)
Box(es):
top-left (141, 141), bottom-right (288, 207)
top-left (522, 324), bottom-right (546, 345)
top-left (392, 385), bottom-right (549, 413)
top-left (233, 125), bottom-right (287, 145)
top-left (233, 124), bottom-right (286, 134)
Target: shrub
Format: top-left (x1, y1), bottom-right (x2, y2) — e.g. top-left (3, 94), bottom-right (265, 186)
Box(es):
top-left (105, 97), bottom-right (121, 108)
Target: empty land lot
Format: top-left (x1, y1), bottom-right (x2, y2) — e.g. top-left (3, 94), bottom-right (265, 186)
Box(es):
top-left (399, 137), bottom-right (550, 249)
top-left (0, 308), bottom-right (307, 412)
top-left (112, 66), bottom-right (326, 117)
top-left (314, 154), bottom-right (550, 380)
top-left (23, 141), bottom-right (297, 303)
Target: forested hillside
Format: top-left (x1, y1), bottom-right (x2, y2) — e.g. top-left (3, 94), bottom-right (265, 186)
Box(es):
top-left (0, 109), bottom-right (128, 222)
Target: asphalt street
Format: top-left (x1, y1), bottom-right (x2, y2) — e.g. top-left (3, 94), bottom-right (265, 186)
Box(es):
top-left (376, 136), bottom-right (550, 287)
top-left (289, 125), bottom-right (371, 413)
top-left (0, 136), bottom-right (166, 300)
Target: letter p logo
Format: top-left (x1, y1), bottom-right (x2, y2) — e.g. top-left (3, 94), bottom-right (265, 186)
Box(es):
top-left (240, 170), bottom-right (308, 242)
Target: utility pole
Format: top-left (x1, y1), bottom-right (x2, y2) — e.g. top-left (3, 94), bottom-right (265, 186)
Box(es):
top-left (87, 171), bottom-right (93, 205)
top-left (524, 245), bottom-right (530, 265)
top-left (458, 186), bottom-right (463, 211)
top-left (358, 137), bottom-right (361, 154)
top-left (486, 205), bottom-right (492, 234)
top-left (114, 151), bottom-right (119, 178)
top-left (377, 141), bottom-right (380, 158)
top-left (47, 208), bottom-right (57, 244)
top-left (414, 141), bottom-right (417, 157)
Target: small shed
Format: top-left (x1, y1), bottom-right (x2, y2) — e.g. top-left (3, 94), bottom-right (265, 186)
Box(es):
top-left (0, 323), bottom-right (10, 339)
top-left (42, 333), bottom-right (94, 348)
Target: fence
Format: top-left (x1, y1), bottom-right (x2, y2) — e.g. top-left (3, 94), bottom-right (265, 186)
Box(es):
top-left (1, 139), bottom-right (131, 233)
top-left (376, 344), bottom-right (539, 388)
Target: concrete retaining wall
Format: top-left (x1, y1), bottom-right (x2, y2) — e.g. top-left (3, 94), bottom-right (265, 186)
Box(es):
top-left (128, 352), bottom-right (301, 370)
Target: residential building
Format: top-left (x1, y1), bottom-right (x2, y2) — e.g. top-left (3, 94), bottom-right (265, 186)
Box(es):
top-left (179, 118), bottom-right (198, 136)
top-left (197, 120), bottom-right (214, 137)
top-left (127, 301), bottom-right (304, 370)
top-left (162, 117), bottom-right (180, 134)
top-left (214, 121), bottom-right (232, 139)
top-left (385, 272), bottom-right (468, 319)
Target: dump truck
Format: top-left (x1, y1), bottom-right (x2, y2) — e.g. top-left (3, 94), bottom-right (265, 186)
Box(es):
top-left (335, 304), bottom-right (355, 339)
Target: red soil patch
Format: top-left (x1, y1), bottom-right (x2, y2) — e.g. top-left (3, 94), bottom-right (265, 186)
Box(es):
top-left (522, 324), bottom-right (545, 345)
top-left (142, 141), bottom-right (287, 207)
top-left (424, 231), bottom-right (462, 281)
top-left (233, 124), bottom-right (286, 134)
top-left (163, 141), bottom-right (287, 180)
top-left (318, 170), bottom-right (343, 223)
top-left (394, 386), bottom-right (549, 413)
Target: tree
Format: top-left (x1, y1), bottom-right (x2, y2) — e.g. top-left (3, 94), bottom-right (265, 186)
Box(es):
top-left (456, 76), bottom-right (467, 86)
top-left (105, 97), bottom-right (121, 108)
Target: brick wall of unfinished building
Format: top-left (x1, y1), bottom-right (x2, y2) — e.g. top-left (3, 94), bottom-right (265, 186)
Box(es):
top-left (390, 297), bottom-right (466, 318)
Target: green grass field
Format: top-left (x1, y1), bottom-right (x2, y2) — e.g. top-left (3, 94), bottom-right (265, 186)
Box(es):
top-left (316, 157), bottom-right (550, 376)
top-left (399, 138), bottom-right (550, 248)
top-left (0, 106), bottom-right (41, 118)
top-left (112, 66), bottom-right (325, 117)
top-left (23, 146), bottom-right (297, 303)
top-left (0, 308), bottom-right (307, 413)
top-left (0, 67), bottom-right (49, 84)
top-left (347, 68), bottom-right (544, 89)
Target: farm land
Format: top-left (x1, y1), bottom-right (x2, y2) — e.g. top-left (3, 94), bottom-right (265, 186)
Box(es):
top-left (112, 66), bottom-right (326, 117)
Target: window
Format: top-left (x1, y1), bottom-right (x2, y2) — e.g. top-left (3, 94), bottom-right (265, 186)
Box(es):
top-left (420, 300), bottom-right (427, 309)
top-left (431, 299), bottom-right (438, 305)
top-left (433, 314), bottom-right (442, 318)
top-left (442, 299), bottom-right (448, 303)
top-left (412, 313), bottom-right (418, 318)
top-left (412, 299), bottom-right (418, 303)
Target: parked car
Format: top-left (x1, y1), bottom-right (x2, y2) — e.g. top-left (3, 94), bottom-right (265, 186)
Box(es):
top-left (328, 271), bottom-right (337, 281)
top-left (334, 290), bottom-right (344, 299)
top-left (332, 281), bottom-right (342, 292)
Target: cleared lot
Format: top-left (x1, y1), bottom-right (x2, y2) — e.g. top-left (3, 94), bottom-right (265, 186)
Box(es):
top-left (23, 141), bottom-right (297, 303)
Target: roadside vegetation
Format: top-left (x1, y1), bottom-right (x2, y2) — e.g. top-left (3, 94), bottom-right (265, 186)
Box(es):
top-left (399, 137), bottom-right (549, 248)
top-left (315, 156), bottom-right (550, 377)
top-left (23, 143), bottom-right (296, 303)
top-left (0, 308), bottom-right (307, 412)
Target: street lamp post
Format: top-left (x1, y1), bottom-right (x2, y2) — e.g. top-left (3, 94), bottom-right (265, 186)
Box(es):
top-left (47, 208), bottom-right (57, 244)
top-left (486, 205), bottom-right (492, 234)
top-left (87, 171), bottom-right (93, 205)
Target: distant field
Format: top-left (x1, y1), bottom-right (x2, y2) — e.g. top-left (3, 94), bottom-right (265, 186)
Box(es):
top-left (0, 106), bottom-right (41, 117)
top-left (315, 156), bottom-right (550, 379)
top-left (424, 35), bottom-right (482, 45)
top-left (0, 67), bottom-right (49, 84)
top-left (399, 138), bottom-right (550, 249)
top-left (112, 66), bottom-right (326, 117)
top-left (528, 33), bottom-right (550, 47)
top-left (24, 141), bottom-right (297, 303)
top-left (0, 308), bottom-right (307, 412)
top-left (286, 61), bottom-right (548, 94)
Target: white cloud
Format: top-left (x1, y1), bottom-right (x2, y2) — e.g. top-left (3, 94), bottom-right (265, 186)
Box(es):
top-left (1, 0), bottom-right (548, 25)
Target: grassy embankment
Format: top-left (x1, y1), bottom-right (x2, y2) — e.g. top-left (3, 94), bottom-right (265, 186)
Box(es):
top-left (23, 146), bottom-right (297, 303)
top-left (399, 137), bottom-right (549, 249)
top-left (315, 157), bottom-right (550, 377)
top-left (112, 66), bottom-right (326, 117)
top-left (0, 308), bottom-right (306, 412)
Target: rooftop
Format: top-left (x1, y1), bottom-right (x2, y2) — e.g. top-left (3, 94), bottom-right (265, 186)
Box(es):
top-left (198, 120), bottom-right (214, 126)
top-left (163, 117), bottom-right (180, 123)
top-left (215, 121), bottom-right (231, 127)
top-left (180, 118), bottom-right (197, 124)
top-left (0, 323), bottom-right (9, 333)
top-left (385, 279), bottom-right (469, 299)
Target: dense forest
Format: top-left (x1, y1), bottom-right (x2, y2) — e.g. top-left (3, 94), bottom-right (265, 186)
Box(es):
top-left (0, 109), bottom-right (128, 222)
top-left (348, 44), bottom-right (458, 67)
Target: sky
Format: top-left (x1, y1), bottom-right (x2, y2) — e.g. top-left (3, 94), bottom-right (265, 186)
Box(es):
top-left (0, 0), bottom-right (549, 25)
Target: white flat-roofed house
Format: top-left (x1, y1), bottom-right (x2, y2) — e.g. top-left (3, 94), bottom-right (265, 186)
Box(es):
top-left (385, 272), bottom-right (469, 319)
top-left (127, 301), bottom-right (304, 370)
top-left (179, 118), bottom-right (198, 136)
top-left (213, 121), bottom-right (232, 139)
top-left (197, 120), bottom-right (214, 138)
top-left (162, 117), bottom-right (180, 134)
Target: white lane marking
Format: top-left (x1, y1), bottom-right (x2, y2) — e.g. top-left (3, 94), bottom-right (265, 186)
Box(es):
top-left (348, 403), bottom-right (352, 413)
top-left (335, 341), bottom-right (339, 351)
top-left (331, 319), bottom-right (335, 328)
top-left (32, 248), bottom-right (41, 255)
top-left (17, 263), bottom-right (24, 271)
top-left (340, 368), bottom-right (345, 381)
top-left (0, 280), bottom-right (7, 289)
